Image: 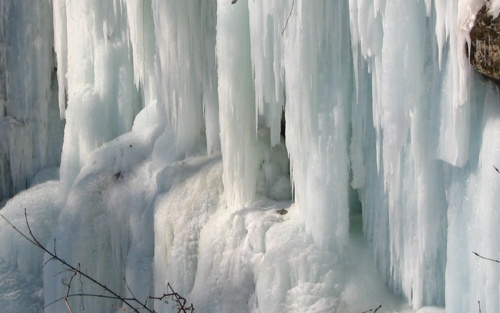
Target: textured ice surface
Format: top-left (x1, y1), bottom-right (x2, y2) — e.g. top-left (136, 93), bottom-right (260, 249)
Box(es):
top-left (0, 0), bottom-right (64, 201)
top-left (0, 0), bottom-right (499, 313)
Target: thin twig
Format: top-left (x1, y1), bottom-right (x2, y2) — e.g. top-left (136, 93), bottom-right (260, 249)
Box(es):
top-left (125, 278), bottom-right (138, 301)
top-left (45, 293), bottom-right (144, 308)
top-left (473, 251), bottom-right (500, 264)
top-left (2, 210), bottom-right (146, 313)
top-left (0, 212), bottom-right (38, 246)
top-left (281, 0), bottom-right (295, 35)
top-left (478, 300), bottom-right (481, 313)
top-left (64, 270), bottom-right (78, 313)
top-left (1, 210), bottom-right (195, 313)
top-left (361, 305), bottom-right (382, 313)
top-left (149, 283), bottom-right (194, 312)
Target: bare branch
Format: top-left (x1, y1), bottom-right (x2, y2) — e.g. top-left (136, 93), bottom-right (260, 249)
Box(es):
top-left (1, 211), bottom-right (195, 313)
top-left (124, 278), bottom-right (138, 301)
top-left (473, 251), bottom-right (500, 264)
top-left (0, 211), bottom-right (38, 247)
top-left (1, 210), bottom-right (146, 312)
top-left (64, 270), bottom-right (77, 313)
top-left (149, 283), bottom-right (194, 312)
top-left (24, 210), bottom-right (46, 249)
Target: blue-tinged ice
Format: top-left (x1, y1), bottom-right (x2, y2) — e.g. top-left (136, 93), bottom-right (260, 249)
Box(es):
top-left (0, 0), bottom-right (500, 313)
top-left (0, 0), bottom-right (64, 201)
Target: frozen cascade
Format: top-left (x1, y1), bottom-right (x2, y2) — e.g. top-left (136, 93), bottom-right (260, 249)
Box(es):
top-left (54, 0), bottom-right (144, 191)
top-left (153, 0), bottom-right (219, 156)
top-left (0, 0), bottom-right (499, 313)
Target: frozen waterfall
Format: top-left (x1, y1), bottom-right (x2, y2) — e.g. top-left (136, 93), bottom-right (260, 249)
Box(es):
top-left (0, 0), bottom-right (499, 312)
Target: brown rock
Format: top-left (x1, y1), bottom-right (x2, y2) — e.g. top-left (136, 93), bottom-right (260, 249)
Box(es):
top-left (276, 208), bottom-right (288, 215)
top-left (469, 4), bottom-right (500, 82)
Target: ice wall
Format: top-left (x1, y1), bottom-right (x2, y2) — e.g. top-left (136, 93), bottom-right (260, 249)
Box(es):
top-left (219, 0), bottom-right (352, 252)
top-left (1, 0), bottom-right (500, 312)
top-left (349, 0), bottom-right (499, 310)
top-left (53, 0), bottom-right (221, 191)
top-left (0, 0), bottom-right (64, 201)
top-left (349, 0), bottom-right (448, 307)
top-left (44, 1), bottom-right (221, 312)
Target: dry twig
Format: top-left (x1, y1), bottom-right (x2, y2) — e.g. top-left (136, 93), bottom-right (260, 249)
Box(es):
top-left (472, 251), bottom-right (500, 264)
top-left (361, 305), bottom-right (382, 313)
top-left (149, 283), bottom-right (194, 312)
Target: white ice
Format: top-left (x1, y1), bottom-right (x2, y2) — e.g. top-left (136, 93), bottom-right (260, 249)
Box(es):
top-left (0, 0), bottom-right (499, 313)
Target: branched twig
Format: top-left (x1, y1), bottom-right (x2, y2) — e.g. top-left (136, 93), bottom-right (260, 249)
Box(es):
top-left (472, 251), bottom-right (500, 264)
top-left (125, 278), bottom-right (140, 303)
top-left (361, 305), bottom-right (382, 313)
top-left (281, 0), bottom-right (295, 35)
top-left (0, 209), bottom-right (194, 313)
top-left (63, 270), bottom-right (78, 313)
top-left (149, 283), bottom-right (194, 312)
top-left (1, 210), bottom-right (144, 312)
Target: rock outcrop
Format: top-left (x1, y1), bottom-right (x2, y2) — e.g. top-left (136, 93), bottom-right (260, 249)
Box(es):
top-left (469, 4), bottom-right (500, 82)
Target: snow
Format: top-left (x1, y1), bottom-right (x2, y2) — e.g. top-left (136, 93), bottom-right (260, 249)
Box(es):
top-left (1, 0), bottom-right (500, 313)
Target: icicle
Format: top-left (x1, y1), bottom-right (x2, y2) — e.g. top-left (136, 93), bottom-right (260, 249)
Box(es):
top-left (53, 0), bottom-right (68, 119)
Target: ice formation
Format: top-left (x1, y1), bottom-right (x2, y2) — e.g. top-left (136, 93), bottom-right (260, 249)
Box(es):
top-left (0, 0), bottom-right (499, 312)
top-left (0, 0), bottom-right (64, 201)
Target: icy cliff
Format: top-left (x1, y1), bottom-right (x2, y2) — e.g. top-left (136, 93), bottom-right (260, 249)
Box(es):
top-left (0, 0), bottom-right (499, 312)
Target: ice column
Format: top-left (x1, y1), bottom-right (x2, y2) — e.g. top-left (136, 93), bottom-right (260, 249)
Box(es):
top-left (282, 0), bottom-right (352, 251)
top-left (53, 0), bottom-right (142, 190)
top-left (247, 0), bottom-right (286, 147)
top-left (217, 0), bottom-right (258, 209)
top-left (235, 0), bottom-right (353, 250)
top-left (153, 0), bottom-right (219, 157)
top-left (0, 0), bottom-right (63, 201)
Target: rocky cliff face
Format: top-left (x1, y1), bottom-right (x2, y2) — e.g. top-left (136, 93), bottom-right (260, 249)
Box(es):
top-left (469, 4), bottom-right (500, 82)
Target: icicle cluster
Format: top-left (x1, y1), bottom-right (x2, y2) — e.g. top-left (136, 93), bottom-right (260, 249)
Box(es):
top-left (0, 0), bottom-right (499, 312)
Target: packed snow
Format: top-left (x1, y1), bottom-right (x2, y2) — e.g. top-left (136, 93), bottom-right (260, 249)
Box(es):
top-left (0, 0), bottom-right (499, 312)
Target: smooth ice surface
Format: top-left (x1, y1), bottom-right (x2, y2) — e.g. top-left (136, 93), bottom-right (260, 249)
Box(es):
top-left (1, 0), bottom-right (500, 313)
